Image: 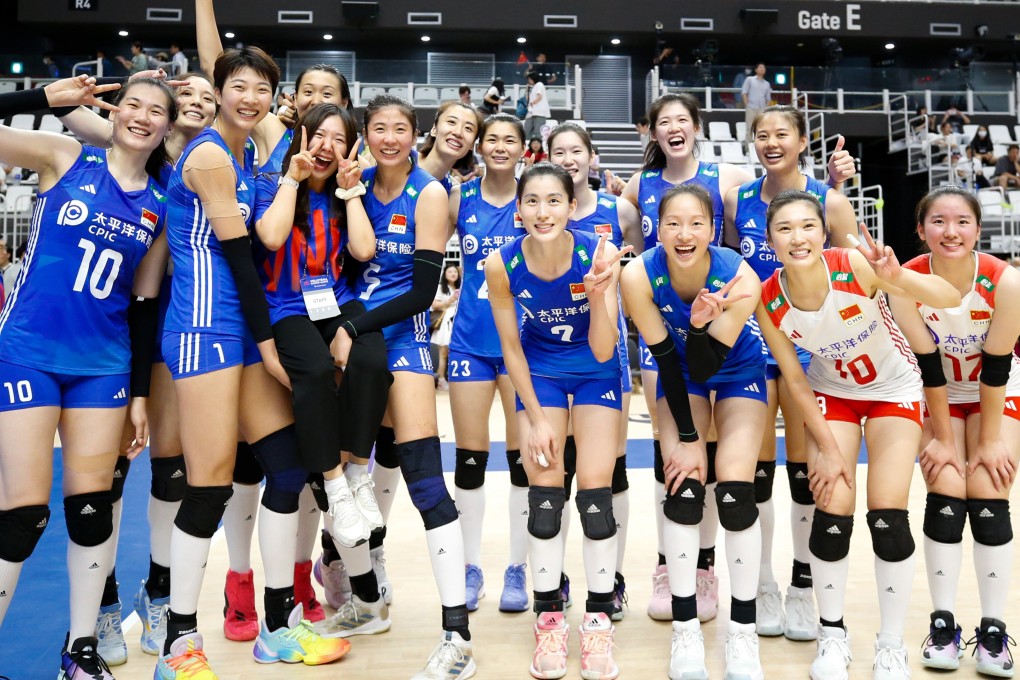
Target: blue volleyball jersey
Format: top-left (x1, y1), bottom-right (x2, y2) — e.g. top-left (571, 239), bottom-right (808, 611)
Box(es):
top-left (637, 163), bottom-right (724, 251)
top-left (354, 165), bottom-right (439, 348)
top-left (261, 129), bottom-right (292, 175)
top-left (733, 174), bottom-right (829, 282)
top-left (500, 230), bottom-right (621, 380)
top-left (642, 244), bottom-right (766, 381)
top-left (164, 128), bottom-right (257, 339)
top-left (450, 177), bottom-right (523, 358)
top-left (0, 146), bottom-right (166, 375)
top-left (570, 193), bottom-right (624, 249)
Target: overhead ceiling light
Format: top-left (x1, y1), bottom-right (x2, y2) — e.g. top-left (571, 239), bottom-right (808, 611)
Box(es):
top-left (517, 36), bottom-right (527, 44)
top-left (611, 38), bottom-right (621, 45)
top-left (224, 32), bottom-right (235, 39)
top-left (885, 42), bottom-right (896, 50)
top-left (421, 35), bottom-right (431, 42)
top-left (118, 30), bottom-right (129, 37)
top-left (323, 33), bottom-right (333, 40)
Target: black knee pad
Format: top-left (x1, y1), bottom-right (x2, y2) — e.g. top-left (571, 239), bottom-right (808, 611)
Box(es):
top-left (454, 449), bottom-right (488, 490)
top-left (528, 486), bottom-right (565, 539)
top-left (151, 455), bottom-right (187, 502)
top-left (0, 505), bottom-right (50, 562)
top-left (715, 482), bottom-right (760, 532)
top-left (867, 509), bottom-right (915, 562)
top-left (663, 478), bottom-right (705, 526)
top-left (705, 441), bottom-right (718, 485)
top-left (653, 440), bottom-right (665, 484)
top-left (786, 462), bottom-right (813, 505)
top-left (111, 456), bottom-right (131, 502)
top-left (923, 493), bottom-right (967, 544)
top-left (562, 435), bottom-right (577, 500)
top-left (251, 426), bottom-right (305, 514)
top-left (575, 487), bottom-right (617, 540)
top-left (308, 474), bottom-right (328, 512)
top-left (64, 491), bottom-right (114, 547)
top-left (232, 441), bottom-right (264, 485)
top-left (374, 426), bottom-right (398, 469)
top-left (809, 509), bottom-right (853, 562)
top-left (969, 499), bottom-right (1013, 546)
top-left (754, 461), bottom-right (776, 503)
top-left (174, 485), bottom-right (233, 539)
top-left (611, 455), bottom-right (629, 494)
top-left (506, 449), bottom-right (528, 488)
top-left (399, 437), bottom-right (458, 529)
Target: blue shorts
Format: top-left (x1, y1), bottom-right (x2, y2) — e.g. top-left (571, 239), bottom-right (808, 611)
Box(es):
top-left (161, 331), bottom-right (261, 379)
top-left (638, 335), bottom-right (656, 371)
top-left (152, 275), bottom-right (173, 365)
top-left (448, 350), bottom-right (507, 382)
top-left (657, 373), bottom-right (769, 405)
top-left (388, 345), bottom-right (433, 375)
top-left (516, 374), bottom-right (623, 412)
top-left (382, 312), bottom-right (430, 351)
top-left (765, 344), bottom-right (812, 381)
top-left (0, 359), bottom-right (129, 411)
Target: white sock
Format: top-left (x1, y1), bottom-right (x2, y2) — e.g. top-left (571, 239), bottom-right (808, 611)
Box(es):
top-left (655, 480), bottom-right (666, 555)
top-left (295, 487), bottom-right (319, 563)
top-left (531, 527), bottom-right (564, 593)
top-left (68, 536), bottom-right (115, 640)
top-left (345, 462), bottom-right (369, 480)
top-left (560, 503), bottom-right (572, 550)
top-left (426, 521), bottom-right (467, 607)
top-left (223, 482), bottom-right (259, 573)
top-left (758, 499), bottom-right (775, 585)
top-left (258, 507), bottom-right (297, 589)
top-left (924, 536), bottom-right (962, 612)
top-left (169, 527), bottom-right (212, 616)
top-left (508, 485), bottom-right (530, 565)
top-left (875, 554), bottom-right (916, 639)
top-left (613, 490), bottom-right (629, 574)
top-left (148, 496), bottom-right (180, 568)
top-left (335, 540), bottom-right (372, 577)
top-left (371, 463), bottom-right (402, 523)
top-left (791, 502), bottom-right (814, 566)
top-left (0, 558), bottom-right (23, 624)
top-left (726, 520), bottom-right (762, 602)
top-left (663, 519), bottom-right (700, 598)
top-left (583, 535), bottom-right (618, 595)
top-left (323, 474), bottom-right (350, 500)
top-left (974, 541), bottom-right (1012, 620)
top-left (455, 486), bottom-right (485, 566)
top-left (811, 555), bottom-right (849, 624)
top-left (700, 483), bottom-right (719, 556)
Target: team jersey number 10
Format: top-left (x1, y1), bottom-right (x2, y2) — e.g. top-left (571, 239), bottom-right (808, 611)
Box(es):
top-left (73, 238), bottom-right (123, 300)
top-left (834, 354), bottom-right (877, 385)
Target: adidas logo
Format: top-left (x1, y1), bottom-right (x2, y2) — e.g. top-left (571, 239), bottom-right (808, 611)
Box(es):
top-left (79, 184), bottom-right (97, 194)
top-left (516, 456), bottom-right (523, 465)
top-left (935, 570), bottom-right (945, 576)
top-left (465, 457), bottom-right (477, 465)
top-left (660, 304), bottom-right (673, 313)
top-left (825, 584), bottom-right (834, 590)
top-left (600, 390), bottom-right (617, 401)
top-left (598, 568), bottom-right (608, 574)
top-left (36, 518), bottom-right (47, 528)
top-left (437, 548), bottom-right (446, 555)
top-left (681, 488), bottom-right (696, 499)
top-left (539, 500), bottom-right (554, 510)
top-left (310, 481), bottom-right (320, 490)
top-left (539, 567), bottom-right (548, 574)
top-left (383, 489), bottom-right (391, 494)
top-left (89, 562), bottom-right (100, 570)
top-left (722, 493), bottom-right (736, 503)
top-left (826, 525), bottom-right (841, 535)
top-left (114, 469), bottom-right (123, 478)
top-left (755, 469), bottom-right (767, 478)
top-left (238, 181), bottom-right (248, 191)
top-left (874, 518), bottom-right (889, 529)
top-left (519, 289), bottom-right (533, 299)
top-left (735, 558), bottom-right (743, 565)
top-left (795, 471), bottom-right (807, 479)
top-left (940, 506), bottom-right (954, 516)
top-left (171, 469), bottom-right (184, 479)
top-left (112, 387), bottom-right (127, 399)
top-left (743, 383), bottom-right (761, 394)
top-left (466, 215), bottom-right (477, 224)
top-left (81, 505), bottom-right (96, 515)
top-left (0, 590), bottom-right (6, 597)
top-left (988, 572), bottom-right (998, 579)
top-left (885, 586), bottom-right (895, 593)
top-left (392, 356), bottom-right (410, 368)
top-left (244, 514), bottom-right (253, 521)
top-left (645, 195), bottom-right (656, 204)
top-left (680, 553), bottom-right (688, 559)
top-left (586, 504), bottom-right (601, 514)
top-left (800, 517), bottom-right (808, 522)
top-left (980, 508), bottom-right (995, 518)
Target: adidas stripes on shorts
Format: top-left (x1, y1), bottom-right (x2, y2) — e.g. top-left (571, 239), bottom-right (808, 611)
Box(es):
top-left (0, 358), bottom-right (129, 411)
top-left (516, 374), bottom-right (623, 412)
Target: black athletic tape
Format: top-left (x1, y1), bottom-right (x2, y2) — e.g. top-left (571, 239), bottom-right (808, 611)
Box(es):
top-left (0, 505), bottom-right (50, 562)
top-left (111, 456), bottom-right (131, 502)
top-left (128, 297), bottom-right (160, 396)
top-left (705, 441), bottom-right (718, 486)
top-left (663, 478), bottom-right (705, 526)
top-left (174, 485), bottom-right (232, 539)
top-left (562, 435), bottom-right (577, 501)
top-left (232, 441), bottom-right (264, 485)
top-left (308, 474), bottom-right (328, 512)
top-left (454, 449), bottom-right (488, 490)
top-left (343, 250), bottom-right (444, 339)
top-left (786, 462), bottom-right (813, 505)
top-left (64, 491), bottom-right (114, 547)
top-left (980, 351), bottom-right (1012, 387)
top-left (442, 604), bottom-right (470, 631)
top-left (753, 460), bottom-right (776, 503)
top-left (686, 323), bottom-right (732, 384)
top-left (611, 455), bottom-right (629, 494)
top-left (914, 350), bottom-right (948, 388)
top-left (647, 336), bottom-right (698, 442)
top-left (374, 427), bottom-right (399, 469)
top-left (0, 87), bottom-right (48, 118)
top-left (922, 493), bottom-right (967, 544)
top-left (809, 509), bottom-right (853, 562)
top-left (653, 440), bottom-right (665, 484)
top-left (715, 482), bottom-right (759, 532)
top-left (221, 236), bottom-right (273, 342)
top-left (151, 455), bottom-right (187, 502)
top-left (528, 486), bottom-right (566, 539)
top-left (575, 487), bottom-right (617, 540)
top-left (866, 509), bottom-right (915, 562)
top-left (506, 449), bottom-right (528, 488)
top-left (969, 498), bottom-right (1013, 546)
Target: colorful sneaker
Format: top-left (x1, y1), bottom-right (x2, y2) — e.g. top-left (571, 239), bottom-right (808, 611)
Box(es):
top-left (579, 612), bottom-right (619, 680)
top-left (611, 576), bottom-right (627, 622)
top-left (873, 633), bottom-right (910, 680)
top-left (411, 630), bottom-right (476, 680)
top-left (253, 603), bottom-right (350, 665)
top-left (370, 545), bottom-right (393, 605)
top-left (921, 611), bottom-right (963, 670)
top-left (725, 621), bottom-right (764, 680)
top-left (531, 611), bottom-right (569, 679)
top-left (348, 473), bottom-right (385, 531)
top-left (810, 625), bottom-right (852, 680)
top-left (313, 554), bottom-right (352, 610)
top-left (560, 573), bottom-right (573, 609)
top-left (314, 594), bottom-right (392, 638)
top-left (784, 585), bottom-right (818, 641)
top-left (154, 633), bottom-right (217, 679)
top-left (293, 560), bottom-right (325, 623)
top-left (222, 569), bottom-right (259, 642)
top-left (133, 580), bottom-right (168, 655)
top-left (95, 600), bottom-right (128, 666)
top-left (499, 563), bottom-right (529, 613)
top-left (647, 564), bottom-right (672, 621)
top-left (327, 477), bottom-right (369, 548)
top-left (59, 635), bottom-right (114, 680)
top-left (969, 617), bottom-right (1016, 678)
top-left (669, 619), bottom-right (708, 680)
top-left (755, 582), bottom-right (784, 637)
top-left (465, 564), bottom-right (485, 612)
top-left (695, 568), bottom-right (718, 623)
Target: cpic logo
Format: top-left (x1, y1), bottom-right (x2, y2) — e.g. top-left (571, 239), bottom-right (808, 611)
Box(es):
top-left (56, 200), bottom-right (89, 227)
top-left (641, 215), bottom-right (654, 237)
top-left (239, 202), bottom-right (251, 224)
top-left (740, 236), bottom-right (756, 258)
top-left (461, 234), bottom-right (478, 255)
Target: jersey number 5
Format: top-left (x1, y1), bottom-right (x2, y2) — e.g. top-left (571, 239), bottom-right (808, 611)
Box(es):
top-left (73, 238), bottom-right (123, 300)
top-left (359, 263), bottom-right (382, 301)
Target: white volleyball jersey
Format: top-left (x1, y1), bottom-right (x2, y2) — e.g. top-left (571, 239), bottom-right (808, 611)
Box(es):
top-left (904, 252), bottom-right (1020, 403)
top-left (761, 248), bottom-right (922, 402)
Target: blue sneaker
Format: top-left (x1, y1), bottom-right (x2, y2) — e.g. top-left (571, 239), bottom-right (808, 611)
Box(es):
top-left (499, 563), bottom-right (529, 613)
top-left (133, 580), bottom-right (168, 656)
top-left (95, 600), bottom-right (128, 666)
top-left (465, 564), bottom-right (485, 612)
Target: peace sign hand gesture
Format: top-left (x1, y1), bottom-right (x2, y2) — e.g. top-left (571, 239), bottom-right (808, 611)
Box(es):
top-left (284, 126), bottom-right (322, 184)
top-left (43, 75), bottom-right (123, 113)
top-left (689, 275), bottom-right (751, 329)
top-left (335, 138), bottom-right (363, 191)
top-left (848, 224), bottom-right (901, 283)
top-left (583, 233), bottom-right (633, 299)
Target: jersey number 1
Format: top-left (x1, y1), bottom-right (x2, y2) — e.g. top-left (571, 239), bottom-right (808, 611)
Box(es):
top-left (73, 238), bottom-right (123, 300)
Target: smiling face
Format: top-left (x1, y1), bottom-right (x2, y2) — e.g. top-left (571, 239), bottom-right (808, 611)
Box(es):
top-left (215, 67), bottom-right (273, 132)
top-left (295, 70), bottom-right (346, 115)
top-left (365, 106), bottom-right (416, 167)
top-left (517, 173), bottom-right (575, 241)
top-left (548, 130), bottom-right (592, 187)
top-left (174, 78), bottom-right (217, 135)
top-left (444, 265), bottom-right (460, 284)
top-left (657, 192), bottom-right (714, 269)
top-left (917, 194), bottom-right (979, 261)
top-left (307, 114), bottom-right (350, 181)
top-left (766, 199), bottom-right (827, 269)
top-left (479, 121), bottom-right (523, 173)
top-left (652, 101), bottom-right (699, 162)
top-left (111, 83), bottom-right (173, 154)
top-left (430, 105), bottom-right (478, 162)
top-left (753, 111), bottom-right (806, 172)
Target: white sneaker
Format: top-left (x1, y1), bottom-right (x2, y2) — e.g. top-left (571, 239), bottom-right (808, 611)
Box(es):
top-left (755, 582), bottom-right (785, 637)
top-left (669, 619), bottom-right (708, 680)
top-left (873, 633), bottom-right (911, 680)
top-left (314, 594), bottom-right (391, 638)
top-left (327, 477), bottom-right (370, 548)
top-left (371, 545), bottom-right (393, 605)
top-left (411, 630), bottom-right (476, 680)
top-left (348, 473), bottom-right (385, 530)
top-left (810, 625), bottom-right (852, 680)
top-left (784, 585), bottom-right (818, 641)
top-left (725, 621), bottom-right (764, 680)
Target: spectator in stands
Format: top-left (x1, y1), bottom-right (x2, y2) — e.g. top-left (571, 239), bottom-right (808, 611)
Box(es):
top-left (742, 62), bottom-right (771, 148)
top-left (458, 85), bottom-right (472, 106)
top-left (42, 54), bottom-right (59, 79)
top-left (431, 263), bottom-right (461, 391)
top-left (993, 144), bottom-right (1020, 189)
top-left (913, 106), bottom-right (936, 137)
top-left (635, 115), bottom-right (651, 149)
top-left (3, 242), bottom-right (25, 297)
top-left (524, 71), bottom-right (550, 141)
top-left (930, 121), bottom-right (960, 164)
top-left (0, 243), bottom-right (12, 283)
top-left (169, 41), bottom-right (188, 75)
top-left (523, 137), bottom-right (547, 166)
top-left (940, 105), bottom-right (970, 134)
top-left (526, 53), bottom-right (558, 85)
top-left (117, 41), bottom-right (149, 75)
top-left (653, 46), bottom-right (680, 67)
top-left (482, 78), bottom-right (506, 115)
top-left (969, 125), bottom-right (995, 165)
top-left (954, 147), bottom-right (990, 190)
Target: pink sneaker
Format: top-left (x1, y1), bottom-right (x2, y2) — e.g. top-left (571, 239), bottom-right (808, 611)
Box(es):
top-left (696, 567), bottom-right (718, 623)
top-left (921, 611), bottom-right (962, 670)
top-left (223, 569), bottom-right (259, 641)
top-left (646, 564), bottom-right (672, 621)
top-left (579, 612), bottom-right (618, 680)
top-left (531, 611), bottom-right (569, 679)
top-left (314, 554), bottom-right (352, 610)
top-left (294, 560), bottom-right (325, 623)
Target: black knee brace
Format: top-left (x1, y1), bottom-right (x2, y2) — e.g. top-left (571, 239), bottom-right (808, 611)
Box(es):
top-left (528, 486), bottom-right (565, 539)
top-left (705, 441), bottom-right (718, 485)
top-left (111, 456), bottom-right (131, 502)
top-left (454, 449), bottom-right (488, 490)
top-left (251, 426), bottom-right (305, 514)
top-left (0, 505), bottom-right (50, 562)
top-left (715, 482), bottom-right (759, 531)
top-left (174, 485), bottom-right (233, 539)
top-left (663, 478), bottom-right (705, 526)
top-left (809, 509), bottom-right (853, 562)
top-left (969, 499), bottom-right (1013, 546)
top-left (611, 455), bottom-right (629, 494)
top-left (506, 449), bottom-right (528, 488)
top-left (232, 441), bottom-right (264, 485)
top-left (151, 455), bottom-right (186, 502)
top-left (653, 440), bottom-right (665, 484)
top-left (575, 487), bottom-right (617, 540)
top-left (398, 437), bottom-right (458, 530)
top-left (786, 462), bottom-right (813, 505)
top-left (867, 509), bottom-right (915, 562)
top-left (562, 435), bottom-right (577, 500)
top-left (754, 461), bottom-right (776, 503)
top-left (923, 493), bottom-right (967, 544)
top-left (307, 474), bottom-right (328, 512)
top-left (64, 491), bottom-right (114, 547)
top-left (374, 426), bottom-right (398, 469)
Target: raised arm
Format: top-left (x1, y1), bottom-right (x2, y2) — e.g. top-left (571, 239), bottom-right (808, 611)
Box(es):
top-left (847, 236), bottom-right (961, 309)
top-left (823, 190), bottom-right (859, 250)
top-left (617, 197), bottom-right (643, 252)
top-left (0, 125), bottom-right (81, 192)
top-left (195, 0), bottom-right (224, 79)
top-left (722, 184), bottom-right (740, 249)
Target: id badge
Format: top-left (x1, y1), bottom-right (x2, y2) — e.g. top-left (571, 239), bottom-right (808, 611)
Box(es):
top-left (301, 273), bottom-right (341, 321)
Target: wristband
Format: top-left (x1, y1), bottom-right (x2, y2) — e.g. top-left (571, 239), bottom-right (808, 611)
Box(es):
top-left (335, 183), bottom-right (366, 201)
top-left (278, 175), bottom-right (299, 190)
